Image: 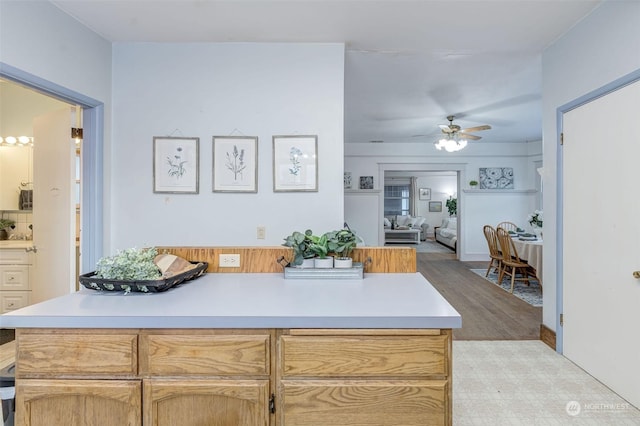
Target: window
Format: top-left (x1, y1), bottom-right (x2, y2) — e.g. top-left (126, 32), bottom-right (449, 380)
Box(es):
top-left (384, 184), bottom-right (410, 216)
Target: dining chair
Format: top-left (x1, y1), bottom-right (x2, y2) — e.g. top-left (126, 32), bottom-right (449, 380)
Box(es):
top-left (483, 225), bottom-right (502, 277)
top-left (496, 221), bottom-right (518, 233)
top-left (496, 227), bottom-right (538, 293)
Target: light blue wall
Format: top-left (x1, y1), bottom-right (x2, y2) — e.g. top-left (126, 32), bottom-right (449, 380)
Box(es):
top-left (542, 0), bottom-right (640, 330)
top-left (111, 43), bottom-right (345, 248)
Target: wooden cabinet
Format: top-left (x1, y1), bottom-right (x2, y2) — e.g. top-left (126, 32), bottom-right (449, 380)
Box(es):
top-left (144, 379), bottom-right (269, 426)
top-left (278, 329), bottom-right (451, 425)
top-left (0, 248), bottom-right (32, 313)
top-left (17, 379), bottom-right (141, 426)
top-left (15, 328), bottom-right (452, 425)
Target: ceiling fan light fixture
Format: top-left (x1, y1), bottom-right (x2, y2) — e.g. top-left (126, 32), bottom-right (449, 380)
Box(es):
top-left (434, 136), bottom-right (467, 152)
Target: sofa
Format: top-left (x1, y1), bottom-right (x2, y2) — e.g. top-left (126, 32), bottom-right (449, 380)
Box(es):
top-left (434, 217), bottom-right (457, 250)
top-left (384, 215), bottom-right (429, 241)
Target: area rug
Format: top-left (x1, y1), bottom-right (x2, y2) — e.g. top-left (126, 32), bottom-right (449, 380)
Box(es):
top-left (470, 269), bottom-right (542, 307)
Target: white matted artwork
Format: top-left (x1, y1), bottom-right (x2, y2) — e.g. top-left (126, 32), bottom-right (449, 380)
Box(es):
top-left (273, 135), bottom-right (318, 192)
top-left (212, 136), bottom-right (258, 192)
top-left (479, 167), bottom-right (514, 189)
top-left (344, 172), bottom-right (352, 189)
top-left (153, 136), bottom-right (199, 194)
top-left (419, 188), bottom-right (431, 200)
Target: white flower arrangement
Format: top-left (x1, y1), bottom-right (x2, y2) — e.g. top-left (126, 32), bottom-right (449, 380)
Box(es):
top-left (527, 210), bottom-right (543, 228)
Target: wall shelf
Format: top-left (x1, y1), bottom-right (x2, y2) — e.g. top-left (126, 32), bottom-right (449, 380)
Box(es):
top-left (462, 189), bottom-right (537, 194)
top-left (345, 189), bottom-right (381, 194)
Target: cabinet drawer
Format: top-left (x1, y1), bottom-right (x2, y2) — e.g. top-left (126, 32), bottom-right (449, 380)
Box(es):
top-left (17, 332), bottom-right (138, 377)
top-left (280, 379), bottom-right (447, 425)
top-left (281, 334), bottom-right (448, 377)
top-left (0, 291), bottom-right (30, 313)
top-left (0, 265), bottom-right (30, 290)
top-left (0, 249), bottom-right (30, 264)
top-left (143, 334), bottom-right (270, 376)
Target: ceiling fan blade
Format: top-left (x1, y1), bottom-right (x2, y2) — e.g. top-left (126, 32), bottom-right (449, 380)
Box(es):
top-left (462, 134), bottom-right (482, 141)
top-left (461, 125), bottom-right (491, 133)
top-left (439, 124), bottom-right (453, 132)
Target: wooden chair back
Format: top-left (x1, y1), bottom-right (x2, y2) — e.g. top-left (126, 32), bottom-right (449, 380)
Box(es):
top-left (496, 227), bottom-right (524, 265)
top-left (483, 225), bottom-right (501, 258)
top-left (496, 221), bottom-right (518, 233)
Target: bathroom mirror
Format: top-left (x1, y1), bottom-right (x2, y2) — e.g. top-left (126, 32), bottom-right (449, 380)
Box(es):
top-left (0, 145), bottom-right (33, 210)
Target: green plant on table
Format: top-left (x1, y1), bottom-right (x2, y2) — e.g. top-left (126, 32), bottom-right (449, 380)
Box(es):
top-left (282, 229), bottom-right (315, 266)
top-left (326, 228), bottom-right (357, 259)
top-left (96, 247), bottom-right (161, 280)
top-left (308, 233), bottom-right (330, 259)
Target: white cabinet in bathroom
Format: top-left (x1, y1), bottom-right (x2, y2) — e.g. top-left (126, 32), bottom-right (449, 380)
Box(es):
top-left (0, 248), bottom-right (32, 313)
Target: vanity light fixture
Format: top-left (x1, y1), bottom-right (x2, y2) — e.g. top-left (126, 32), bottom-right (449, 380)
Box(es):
top-left (0, 136), bottom-right (34, 146)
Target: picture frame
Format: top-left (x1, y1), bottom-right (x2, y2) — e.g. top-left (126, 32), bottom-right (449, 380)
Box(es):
top-left (212, 136), bottom-right (258, 192)
top-left (419, 188), bottom-right (431, 200)
top-left (344, 172), bottom-right (352, 189)
top-left (273, 135), bottom-right (318, 192)
top-left (359, 176), bottom-right (374, 189)
top-left (479, 167), bottom-right (514, 189)
top-left (429, 201), bottom-right (442, 212)
top-left (153, 136), bottom-right (199, 194)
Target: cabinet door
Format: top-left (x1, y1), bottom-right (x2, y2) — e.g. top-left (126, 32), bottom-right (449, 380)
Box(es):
top-left (280, 379), bottom-right (448, 426)
top-left (144, 379), bottom-right (269, 426)
top-left (0, 291), bottom-right (30, 313)
top-left (16, 379), bottom-right (141, 426)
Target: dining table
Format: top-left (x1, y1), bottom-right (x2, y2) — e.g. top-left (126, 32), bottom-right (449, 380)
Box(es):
top-left (512, 238), bottom-right (543, 284)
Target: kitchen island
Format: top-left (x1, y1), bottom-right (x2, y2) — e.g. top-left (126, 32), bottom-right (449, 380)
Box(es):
top-left (2, 272), bottom-right (461, 426)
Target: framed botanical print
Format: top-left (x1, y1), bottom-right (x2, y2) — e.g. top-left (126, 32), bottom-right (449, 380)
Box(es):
top-left (212, 136), bottom-right (258, 192)
top-left (273, 135), bottom-right (318, 192)
top-left (153, 136), bottom-right (199, 194)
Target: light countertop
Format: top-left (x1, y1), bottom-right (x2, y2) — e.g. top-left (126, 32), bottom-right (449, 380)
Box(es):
top-left (0, 273), bottom-right (461, 329)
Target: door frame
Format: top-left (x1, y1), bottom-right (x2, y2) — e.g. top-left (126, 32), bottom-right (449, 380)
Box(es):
top-left (0, 62), bottom-right (104, 273)
top-left (555, 68), bottom-right (640, 353)
top-left (378, 162), bottom-right (464, 256)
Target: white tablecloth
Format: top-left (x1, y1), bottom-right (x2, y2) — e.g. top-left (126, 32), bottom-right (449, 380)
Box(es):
top-left (512, 239), bottom-right (543, 283)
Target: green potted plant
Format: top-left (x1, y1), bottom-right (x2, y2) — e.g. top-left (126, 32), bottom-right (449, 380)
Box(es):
top-left (446, 197), bottom-right (457, 217)
top-left (0, 218), bottom-right (15, 240)
top-left (282, 230), bottom-right (315, 268)
top-left (327, 228), bottom-right (358, 268)
top-left (308, 233), bottom-right (333, 268)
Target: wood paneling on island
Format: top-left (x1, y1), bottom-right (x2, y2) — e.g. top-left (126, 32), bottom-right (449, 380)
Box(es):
top-left (157, 246), bottom-right (416, 273)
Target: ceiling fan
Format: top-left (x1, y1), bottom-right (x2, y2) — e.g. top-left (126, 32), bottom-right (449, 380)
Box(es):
top-left (438, 115), bottom-right (491, 141)
top-left (434, 115), bottom-right (491, 152)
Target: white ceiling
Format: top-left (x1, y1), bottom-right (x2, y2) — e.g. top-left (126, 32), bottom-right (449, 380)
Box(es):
top-left (51, 0), bottom-right (602, 145)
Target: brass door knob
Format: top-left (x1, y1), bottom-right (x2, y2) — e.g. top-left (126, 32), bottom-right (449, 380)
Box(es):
top-left (634, 271), bottom-right (640, 279)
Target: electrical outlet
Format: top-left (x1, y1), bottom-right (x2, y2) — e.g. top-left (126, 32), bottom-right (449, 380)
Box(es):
top-left (257, 226), bottom-right (266, 239)
top-left (219, 254), bottom-right (240, 268)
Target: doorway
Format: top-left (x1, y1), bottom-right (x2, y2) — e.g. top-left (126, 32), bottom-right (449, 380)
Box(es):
top-left (0, 63), bottom-right (104, 301)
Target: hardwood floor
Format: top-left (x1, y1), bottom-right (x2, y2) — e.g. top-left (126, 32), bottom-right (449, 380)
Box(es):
top-left (417, 252), bottom-right (542, 340)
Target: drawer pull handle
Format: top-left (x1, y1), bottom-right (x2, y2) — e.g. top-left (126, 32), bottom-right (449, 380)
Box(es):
top-left (634, 271), bottom-right (640, 279)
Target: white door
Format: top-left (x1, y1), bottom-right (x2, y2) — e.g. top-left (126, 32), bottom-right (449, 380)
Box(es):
top-left (32, 108), bottom-right (76, 303)
top-left (562, 79), bottom-right (640, 408)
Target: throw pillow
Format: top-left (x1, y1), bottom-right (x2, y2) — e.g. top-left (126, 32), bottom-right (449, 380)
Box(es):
top-left (413, 216), bottom-right (425, 227)
top-left (408, 217), bottom-right (419, 227)
top-left (446, 218), bottom-right (457, 229)
top-left (383, 217), bottom-right (391, 227)
top-left (396, 215), bottom-right (411, 226)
